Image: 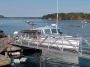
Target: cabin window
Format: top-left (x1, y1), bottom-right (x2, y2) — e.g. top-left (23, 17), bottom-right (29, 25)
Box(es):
top-left (52, 29), bottom-right (57, 34)
top-left (58, 29), bottom-right (61, 33)
top-left (26, 32), bottom-right (37, 38)
top-left (45, 29), bottom-right (51, 34)
top-left (58, 29), bottom-right (62, 34)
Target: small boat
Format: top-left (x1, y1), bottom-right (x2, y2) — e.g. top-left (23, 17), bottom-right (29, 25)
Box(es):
top-left (25, 20), bottom-right (35, 25)
top-left (13, 23), bottom-right (80, 51)
top-left (12, 0), bottom-right (81, 65)
top-left (14, 0), bottom-right (80, 51)
top-left (81, 19), bottom-right (88, 24)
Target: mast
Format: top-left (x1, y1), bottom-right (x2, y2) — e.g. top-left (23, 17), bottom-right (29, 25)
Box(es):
top-left (56, 0), bottom-right (59, 28)
top-left (56, 0), bottom-right (59, 34)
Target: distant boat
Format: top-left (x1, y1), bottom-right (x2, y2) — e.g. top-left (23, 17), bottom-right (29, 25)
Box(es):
top-left (84, 21), bottom-right (88, 23)
top-left (84, 20), bottom-right (88, 23)
top-left (25, 20), bottom-right (36, 25)
top-left (25, 20), bottom-right (35, 24)
top-left (82, 19), bottom-right (88, 23)
top-left (25, 20), bottom-right (31, 24)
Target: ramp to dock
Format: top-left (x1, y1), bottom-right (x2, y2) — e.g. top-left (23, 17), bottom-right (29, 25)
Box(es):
top-left (0, 37), bottom-right (10, 53)
top-left (0, 54), bottom-right (10, 66)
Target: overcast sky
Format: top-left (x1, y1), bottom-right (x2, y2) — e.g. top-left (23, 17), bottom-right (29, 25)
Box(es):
top-left (0, 0), bottom-right (90, 17)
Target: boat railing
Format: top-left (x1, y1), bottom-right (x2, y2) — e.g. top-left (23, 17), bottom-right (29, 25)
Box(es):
top-left (12, 35), bottom-right (80, 53)
top-left (81, 39), bottom-right (90, 52)
top-left (77, 38), bottom-right (90, 58)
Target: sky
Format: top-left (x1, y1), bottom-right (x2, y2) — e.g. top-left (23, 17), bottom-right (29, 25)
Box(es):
top-left (0, 0), bottom-right (90, 17)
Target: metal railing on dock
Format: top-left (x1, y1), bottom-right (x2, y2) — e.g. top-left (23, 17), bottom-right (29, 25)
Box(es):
top-left (12, 35), bottom-right (80, 53)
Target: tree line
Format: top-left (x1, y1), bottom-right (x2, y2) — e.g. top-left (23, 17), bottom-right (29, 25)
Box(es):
top-left (42, 13), bottom-right (90, 20)
top-left (0, 15), bottom-right (4, 18)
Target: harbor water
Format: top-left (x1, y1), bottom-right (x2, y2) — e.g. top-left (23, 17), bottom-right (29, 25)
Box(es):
top-left (0, 18), bottom-right (90, 67)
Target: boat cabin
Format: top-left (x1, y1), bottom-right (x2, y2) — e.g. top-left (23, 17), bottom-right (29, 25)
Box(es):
top-left (36, 26), bottom-right (62, 35)
top-left (20, 30), bottom-right (41, 38)
top-left (14, 24), bottom-right (62, 39)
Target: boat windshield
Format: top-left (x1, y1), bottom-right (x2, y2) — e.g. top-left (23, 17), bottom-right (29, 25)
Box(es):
top-left (52, 29), bottom-right (57, 34)
top-left (58, 29), bottom-right (62, 34)
top-left (45, 29), bottom-right (51, 34)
